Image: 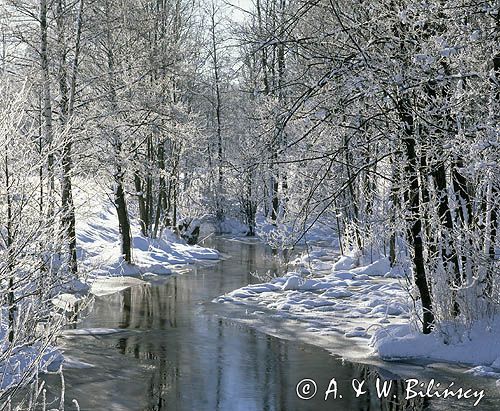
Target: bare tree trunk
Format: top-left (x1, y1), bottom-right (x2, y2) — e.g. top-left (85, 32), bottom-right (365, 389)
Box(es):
top-left (484, 182), bottom-right (498, 296)
top-left (146, 135), bottom-right (154, 234)
top-left (270, 154), bottom-right (279, 225)
top-left (134, 170), bottom-right (147, 236)
top-left (344, 134), bottom-right (362, 251)
top-left (243, 166), bottom-right (257, 236)
top-left (210, 3), bottom-right (224, 225)
top-left (115, 163), bottom-right (132, 262)
top-left (389, 153), bottom-right (399, 266)
top-left (398, 97), bottom-right (434, 334)
top-left (256, 0), bottom-right (269, 95)
top-left (153, 141), bottom-right (166, 238)
top-left (277, 0), bottom-right (288, 219)
top-left (58, 0), bottom-right (82, 275)
top-left (105, 0), bottom-right (132, 263)
top-left (40, 0), bottom-right (54, 215)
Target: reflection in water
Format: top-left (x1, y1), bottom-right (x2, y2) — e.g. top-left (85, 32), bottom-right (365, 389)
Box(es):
top-left (39, 238), bottom-right (498, 411)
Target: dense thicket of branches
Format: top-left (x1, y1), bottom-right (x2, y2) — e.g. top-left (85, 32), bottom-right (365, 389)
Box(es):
top-left (233, 0), bottom-right (499, 333)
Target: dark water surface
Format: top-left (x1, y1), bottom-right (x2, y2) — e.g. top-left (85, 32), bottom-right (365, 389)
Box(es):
top-left (42, 238), bottom-right (499, 410)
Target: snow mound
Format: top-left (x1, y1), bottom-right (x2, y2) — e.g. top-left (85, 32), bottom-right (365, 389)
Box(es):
top-left (352, 258), bottom-right (391, 276)
top-left (282, 276), bottom-right (303, 291)
top-left (345, 327), bottom-right (369, 338)
top-left (371, 317), bottom-right (500, 373)
top-left (332, 255), bottom-right (356, 270)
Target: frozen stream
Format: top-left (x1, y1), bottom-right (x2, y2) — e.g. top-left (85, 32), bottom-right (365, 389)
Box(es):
top-left (42, 238), bottom-right (500, 410)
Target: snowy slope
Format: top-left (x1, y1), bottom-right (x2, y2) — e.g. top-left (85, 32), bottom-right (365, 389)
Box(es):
top-left (74, 184), bottom-right (219, 282)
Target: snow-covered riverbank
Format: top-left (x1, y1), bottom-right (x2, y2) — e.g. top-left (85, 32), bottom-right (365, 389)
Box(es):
top-left (1, 187), bottom-right (220, 395)
top-left (76, 184), bottom-right (218, 275)
top-left (216, 249), bottom-right (409, 338)
top-left (216, 245), bottom-right (500, 383)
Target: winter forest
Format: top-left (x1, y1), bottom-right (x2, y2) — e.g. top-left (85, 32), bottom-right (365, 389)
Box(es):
top-left (0, 0), bottom-right (499, 409)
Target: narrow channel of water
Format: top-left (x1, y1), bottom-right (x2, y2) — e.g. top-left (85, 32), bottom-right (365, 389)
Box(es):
top-left (40, 238), bottom-right (499, 410)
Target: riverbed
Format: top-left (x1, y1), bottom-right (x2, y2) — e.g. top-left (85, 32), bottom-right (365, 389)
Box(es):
top-left (40, 237), bottom-right (500, 410)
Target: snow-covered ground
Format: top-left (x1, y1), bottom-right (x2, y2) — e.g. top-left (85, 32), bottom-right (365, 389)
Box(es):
top-left (74, 184), bottom-right (219, 283)
top-left (371, 319), bottom-right (500, 380)
top-left (256, 215), bottom-right (340, 247)
top-left (215, 245), bottom-right (500, 383)
top-left (215, 212), bottom-right (340, 246)
top-left (216, 249), bottom-right (409, 340)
